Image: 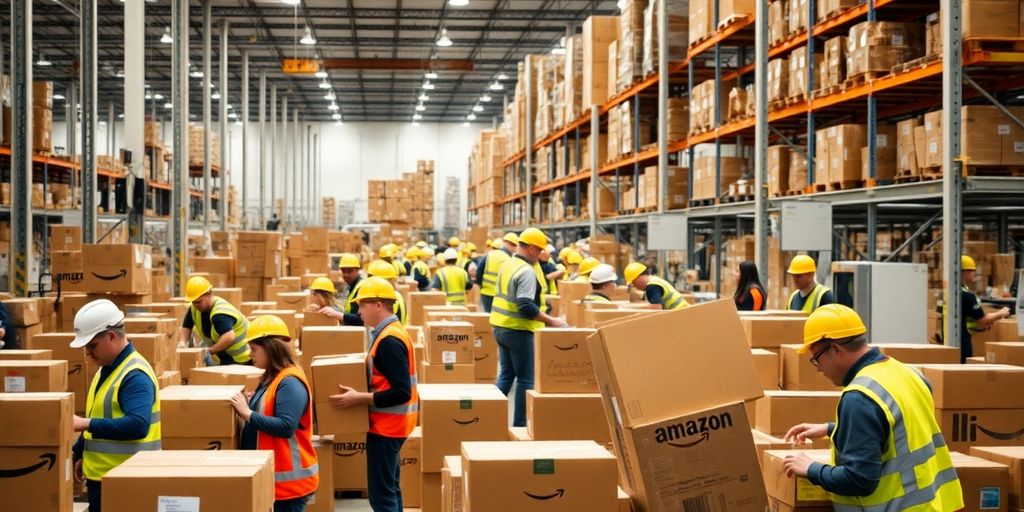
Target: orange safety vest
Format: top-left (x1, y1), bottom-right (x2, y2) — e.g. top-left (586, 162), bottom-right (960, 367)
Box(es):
top-left (257, 366), bottom-right (320, 501)
top-left (366, 321), bottom-right (419, 438)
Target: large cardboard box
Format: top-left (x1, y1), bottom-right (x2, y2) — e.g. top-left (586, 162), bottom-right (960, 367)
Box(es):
top-left (0, 392), bottom-right (74, 512)
top-left (877, 343), bottom-right (961, 364)
top-left (425, 321), bottom-right (476, 365)
top-left (0, 360), bottom-right (68, 392)
top-left (763, 450), bottom-right (833, 508)
top-left (311, 354), bottom-right (369, 435)
top-left (986, 342), bottom-right (1024, 367)
top-left (473, 331), bottom-right (499, 380)
top-left (752, 348), bottom-right (781, 389)
top-left (742, 317), bottom-right (806, 349)
top-left (583, 16), bottom-right (619, 108)
top-left (332, 432), bottom-right (368, 491)
top-left (176, 347), bottom-right (205, 384)
top-left (0, 349), bottom-right (53, 360)
top-left (409, 292), bottom-right (449, 326)
top-left (754, 391), bottom-right (842, 436)
top-left (535, 327), bottom-right (598, 393)
top-left (780, 344), bottom-right (841, 391)
top-left (26, 332), bottom-right (84, 411)
top-left (50, 225), bottom-right (82, 251)
top-left (442, 455), bottom-right (463, 512)
top-left (972, 447), bottom-right (1024, 509)
top-left (420, 360), bottom-right (475, 384)
top-left (936, 409), bottom-right (1024, 452)
top-left (306, 435), bottom-right (335, 512)
top-left (419, 384), bottom-right (509, 472)
top-left (82, 243), bottom-right (152, 294)
top-left (275, 291), bottom-right (309, 311)
top-left (526, 390), bottom-right (610, 443)
top-left (963, 0), bottom-right (1019, 38)
top-left (159, 385), bottom-right (243, 446)
top-left (3, 297), bottom-right (40, 326)
top-left (189, 365), bottom-right (265, 392)
top-left (300, 326), bottom-right (367, 374)
top-left (422, 471), bottom-right (443, 512)
top-left (460, 441), bottom-right (618, 511)
top-left (919, 364), bottom-right (1024, 409)
top-left (400, 427), bottom-right (423, 508)
top-left (951, 451), bottom-right (1010, 512)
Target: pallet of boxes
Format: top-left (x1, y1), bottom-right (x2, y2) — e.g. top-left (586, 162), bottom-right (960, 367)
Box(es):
top-left (234, 231), bottom-right (284, 301)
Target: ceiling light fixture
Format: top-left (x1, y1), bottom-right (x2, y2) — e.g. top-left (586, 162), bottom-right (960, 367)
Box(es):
top-left (281, 0), bottom-right (300, 5)
top-left (412, 121), bottom-right (421, 126)
top-left (228, 112), bottom-right (238, 119)
top-left (436, 28), bottom-right (453, 47)
top-left (551, 46), bottom-right (566, 55)
top-left (226, 104), bottom-right (233, 109)
top-left (324, 91), bottom-right (336, 100)
top-left (418, 93), bottom-right (430, 102)
top-left (497, 73), bottom-right (508, 80)
top-left (489, 81), bottom-right (504, 91)
top-left (449, 0), bottom-right (469, 5)
top-left (36, 53), bottom-right (52, 67)
top-left (425, 71), bottom-right (438, 80)
top-left (160, 27), bottom-right (173, 44)
top-left (53, 94), bottom-right (65, 101)
top-left (300, 27), bottom-right (316, 45)
top-left (422, 81), bottom-right (435, 90)
top-left (145, 93), bottom-right (152, 100)
top-left (318, 80), bottom-right (331, 89)
top-left (211, 90), bottom-right (221, 100)
top-left (415, 104), bottom-right (426, 112)
top-left (472, 104), bottom-right (484, 112)
top-left (118, 113), bottom-right (125, 119)
top-left (164, 102), bottom-right (173, 109)
top-left (189, 66), bottom-right (203, 78)
top-left (335, 120), bottom-right (343, 126)
top-left (467, 114), bottom-right (477, 121)
top-left (315, 70), bottom-right (328, 79)
top-left (413, 113), bottom-right (423, 120)
top-left (154, 93), bottom-right (164, 100)
top-left (332, 113), bottom-right (342, 120)
top-left (115, 68), bottom-right (125, 78)
top-left (235, 119), bottom-right (243, 126)
top-left (480, 93), bottom-right (492, 102)
top-left (328, 103), bottom-right (339, 111)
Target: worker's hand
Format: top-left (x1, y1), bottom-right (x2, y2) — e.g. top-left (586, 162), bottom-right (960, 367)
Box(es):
top-left (73, 459), bottom-right (84, 483)
top-left (228, 392), bottom-right (252, 421)
top-left (1000, 307), bottom-right (1011, 319)
top-left (0, 327), bottom-right (6, 339)
top-left (72, 415), bottom-right (91, 433)
top-left (305, 304), bottom-right (320, 313)
top-left (783, 452), bottom-right (815, 478)
top-left (784, 423), bottom-right (828, 444)
top-left (329, 384), bottom-right (371, 409)
top-left (318, 306), bottom-right (343, 320)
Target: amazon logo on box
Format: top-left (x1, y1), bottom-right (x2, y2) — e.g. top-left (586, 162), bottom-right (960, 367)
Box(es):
top-left (82, 243), bottom-right (152, 294)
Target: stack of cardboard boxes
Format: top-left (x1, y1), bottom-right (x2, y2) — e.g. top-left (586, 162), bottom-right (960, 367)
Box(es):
top-left (234, 231), bottom-right (284, 301)
top-left (691, 143), bottom-right (748, 201)
top-left (187, 123), bottom-right (221, 168)
top-left (919, 364), bottom-right (1024, 452)
top-left (0, 393), bottom-right (75, 512)
top-left (845, 21), bottom-right (924, 80)
top-left (310, 353), bottom-right (371, 495)
top-left (641, 0), bottom-right (688, 76)
top-left (425, 311), bottom-right (498, 383)
top-left (527, 328), bottom-right (609, 444)
top-left (420, 321), bottom-right (476, 384)
top-left (367, 162), bottom-right (435, 229)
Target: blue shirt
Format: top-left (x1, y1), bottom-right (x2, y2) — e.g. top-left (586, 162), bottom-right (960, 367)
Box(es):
top-left (0, 302), bottom-right (14, 348)
top-left (790, 286), bottom-right (837, 311)
top-left (240, 374), bottom-right (309, 448)
top-left (72, 343), bottom-right (156, 460)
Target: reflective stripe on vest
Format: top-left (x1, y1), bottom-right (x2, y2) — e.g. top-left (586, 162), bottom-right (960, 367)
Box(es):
top-left (366, 322), bottom-right (419, 437)
top-left (830, 358), bottom-right (964, 512)
top-left (547, 263), bottom-right (565, 295)
top-left (394, 292), bottom-right (408, 324)
top-left (83, 350), bottom-right (161, 480)
top-left (437, 266), bottom-right (469, 305)
top-left (940, 284), bottom-right (981, 343)
top-left (392, 259), bottom-right (407, 277)
top-left (344, 276), bottom-right (364, 315)
top-left (190, 297), bottom-right (251, 363)
top-left (480, 250), bottom-right (510, 297)
top-left (584, 293), bottom-right (612, 303)
top-left (788, 283), bottom-right (829, 313)
top-left (490, 257), bottom-right (545, 332)
top-left (649, 276), bottom-right (688, 310)
top-left (257, 366), bottom-right (319, 500)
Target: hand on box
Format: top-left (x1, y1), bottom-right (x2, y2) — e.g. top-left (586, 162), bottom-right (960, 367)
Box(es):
top-left (783, 452), bottom-right (814, 478)
top-left (72, 415), bottom-right (91, 433)
top-left (318, 306), bottom-right (343, 320)
top-left (784, 422), bottom-right (828, 444)
top-left (229, 392), bottom-right (252, 421)
top-left (329, 384), bottom-right (372, 409)
top-left (73, 459), bottom-right (84, 483)
top-left (1000, 307), bottom-right (1011, 319)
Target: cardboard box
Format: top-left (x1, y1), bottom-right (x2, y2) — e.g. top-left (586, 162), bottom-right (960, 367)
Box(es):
top-left (938, 408), bottom-right (1024, 452)
top-left (82, 243), bottom-right (152, 294)
top-left (986, 342), bottom-right (1024, 367)
top-left (919, 364), bottom-right (1024, 409)
top-left (311, 354), bottom-right (369, 435)
top-left (442, 455), bottom-right (463, 512)
top-left (176, 347), bottom-right (205, 385)
top-left (754, 391), bottom-right (842, 436)
top-left (50, 225), bottom-right (82, 251)
top-left (425, 321), bottom-right (476, 365)
top-left (535, 328), bottom-right (599, 393)
top-left (763, 450), bottom-right (833, 507)
top-left (332, 432), bottom-right (368, 491)
top-left (0, 349), bottom-right (53, 360)
top-left (3, 298), bottom-right (40, 326)
top-left (780, 344), bottom-right (841, 391)
top-left (159, 385), bottom-right (243, 440)
top-left (302, 310), bottom-right (340, 327)
top-left (275, 291), bottom-right (309, 311)
top-left (473, 331), bottom-right (499, 380)
top-left (420, 360), bottom-right (475, 384)
top-left (189, 365), bottom-right (265, 392)
top-left (422, 471), bottom-right (443, 512)
top-left (419, 384), bottom-right (509, 472)
top-left (127, 332), bottom-right (166, 368)
top-left (299, 326), bottom-right (367, 374)
top-left (409, 292), bottom-right (449, 326)
top-left (526, 391), bottom-right (610, 443)
top-left (951, 451), bottom-right (1010, 512)
top-left (0, 392), bottom-right (74, 512)
top-left (400, 428), bottom-right (422, 508)
top-left (307, 435), bottom-right (335, 512)
top-left (460, 441), bottom-right (618, 511)
top-left (873, 343), bottom-right (959, 364)
top-left (0, 360), bottom-right (68, 392)
top-left (963, 0), bottom-right (1019, 38)
top-left (509, 426), bottom-right (533, 441)
top-left (752, 348), bottom-right (781, 389)
top-left (972, 447), bottom-right (1024, 509)
top-left (742, 317), bottom-right (806, 349)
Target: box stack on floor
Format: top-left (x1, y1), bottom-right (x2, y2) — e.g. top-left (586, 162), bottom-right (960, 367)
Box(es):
top-left (367, 160), bottom-right (435, 230)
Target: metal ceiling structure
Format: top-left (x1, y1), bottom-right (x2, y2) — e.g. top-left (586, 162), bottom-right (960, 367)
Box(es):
top-left (13, 0), bottom-right (620, 122)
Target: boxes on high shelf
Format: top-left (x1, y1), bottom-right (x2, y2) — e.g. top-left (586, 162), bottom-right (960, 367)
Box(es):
top-left (923, 110), bottom-right (943, 168)
top-left (860, 123), bottom-right (898, 181)
top-left (845, 21), bottom-right (925, 79)
top-left (689, 0), bottom-right (713, 44)
top-left (642, 0), bottom-right (689, 76)
top-left (0, 393), bottom-right (75, 512)
top-left (82, 243), bottom-right (152, 294)
top-left (789, 0), bottom-right (809, 34)
top-left (788, 45), bottom-right (822, 99)
top-left (768, 146), bottom-right (791, 196)
top-left (789, 148), bottom-right (808, 192)
top-left (925, 12), bottom-right (942, 55)
top-left (816, 0), bottom-right (858, 20)
top-left (667, 97), bottom-right (689, 140)
top-left (769, 0), bottom-right (788, 44)
top-left (897, 117), bottom-right (922, 174)
top-left (616, 0), bottom-right (646, 91)
top-left (768, 58), bottom-right (789, 104)
top-left (727, 86), bottom-right (748, 121)
top-left (963, 105), bottom-right (1024, 166)
top-left (963, 0), bottom-right (1020, 38)
top-left (49, 225), bottom-right (82, 251)
top-left (828, 124), bottom-right (867, 183)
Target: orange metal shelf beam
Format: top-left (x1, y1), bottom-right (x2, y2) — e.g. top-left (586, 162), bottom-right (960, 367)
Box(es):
top-left (500, 150), bottom-right (526, 168)
top-left (687, 15), bottom-right (755, 61)
top-left (533, 111), bottom-right (592, 150)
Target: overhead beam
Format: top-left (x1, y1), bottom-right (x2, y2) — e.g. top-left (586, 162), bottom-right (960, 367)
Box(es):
top-left (33, 5), bottom-right (617, 20)
top-left (321, 58), bottom-right (474, 71)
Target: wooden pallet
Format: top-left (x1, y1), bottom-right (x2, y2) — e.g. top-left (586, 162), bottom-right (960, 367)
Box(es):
top-left (894, 53), bottom-right (941, 74)
top-left (717, 13), bottom-right (748, 30)
top-left (688, 198), bottom-right (717, 208)
top-left (784, 188), bottom-right (806, 196)
top-left (815, 85), bottom-right (841, 98)
top-left (894, 172), bottom-right (939, 184)
top-left (786, 92), bottom-right (809, 105)
top-left (843, 71), bottom-right (885, 89)
top-left (964, 37), bottom-right (1024, 54)
top-left (769, 99), bottom-right (787, 111)
top-left (722, 193), bottom-right (754, 203)
top-left (965, 164), bottom-right (1024, 177)
top-left (828, 179), bottom-right (864, 191)
top-left (812, 182), bottom-right (830, 192)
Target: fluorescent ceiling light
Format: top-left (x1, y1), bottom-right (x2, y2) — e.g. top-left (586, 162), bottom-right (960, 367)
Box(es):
top-left (489, 81), bottom-right (503, 91)
top-left (118, 113), bottom-right (125, 119)
top-left (315, 70), bottom-right (328, 78)
top-left (115, 68), bottom-right (125, 78)
top-left (160, 27), bottom-right (172, 44)
top-left (211, 90), bottom-right (221, 100)
top-left (450, 0), bottom-right (469, 5)
top-left (324, 91), bottom-right (336, 100)
top-left (332, 113), bottom-right (342, 120)
top-left (319, 80), bottom-right (331, 89)
top-left (300, 27), bottom-right (316, 45)
top-left (328, 103), bottom-right (339, 111)
top-left (189, 66), bottom-right (203, 78)
top-left (415, 104), bottom-right (426, 112)
top-left (480, 94), bottom-right (491, 102)
top-left (281, 0), bottom-right (300, 5)
top-left (418, 93), bottom-right (430, 102)
top-left (164, 102), bottom-right (173, 109)
top-left (497, 73), bottom-right (508, 80)
top-left (235, 119), bottom-right (243, 126)
top-left (53, 94), bottom-right (65, 101)
top-left (425, 71), bottom-right (438, 80)
top-left (154, 93), bottom-right (164, 100)
top-left (466, 114), bottom-right (476, 121)
top-left (36, 54), bottom-right (52, 67)
top-left (228, 112), bottom-right (238, 119)
top-left (413, 114), bottom-right (423, 120)
top-left (422, 81), bottom-right (435, 90)
top-left (472, 104), bottom-right (484, 112)
top-left (436, 28), bottom-right (453, 47)
top-left (551, 47), bottom-right (565, 55)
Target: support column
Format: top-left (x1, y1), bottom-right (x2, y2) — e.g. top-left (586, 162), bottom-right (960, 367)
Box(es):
top-left (171, 0), bottom-right (190, 294)
top-left (202, 0), bottom-right (212, 227)
top-left (524, 62), bottom-right (534, 226)
top-left (125, 0), bottom-right (145, 243)
top-left (281, 96), bottom-right (289, 229)
top-left (107, 103), bottom-right (115, 156)
top-left (82, 0), bottom-right (97, 243)
top-left (754, 0), bottom-right (770, 283)
top-left (306, 123), bottom-right (312, 225)
top-left (10, 0), bottom-right (33, 296)
top-left (867, 203), bottom-right (878, 260)
top-left (258, 71), bottom-right (266, 228)
top-left (219, 20), bottom-right (229, 229)
top-left (270, 85), bottom-right (277, 223)
top-left (291, 108), bottom-right (298, 227)
top-left (69, 82), bottom-right (78, 207)
top-left (242, 51), bottom-right (249, 228)
top-left (589, 105), bottom-right (599, 237)
top-left (941, 0), bottom-right (963, 348)
top-left (656, 0), bottom-right (668, 275)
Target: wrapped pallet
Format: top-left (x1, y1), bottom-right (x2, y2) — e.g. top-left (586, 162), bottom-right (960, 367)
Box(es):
top-left (582, 16), bottom-right (619, 109)
top-left (727, 87), bottom-right (748, 121)
top-left (768, 146), bottom-right (791, 196)
top-left (819, 36), bottom-right (847, 90)
top-left (788, 45), bottom-right (822, 99)
top-left (689, 0), bottom-right (713, 45)
top-left (768, 58), bottom-right (789, 104)
top-left (563, 34), bottom-right (584, 121)
top-left (666, 98), bottom-right (689, 141)
top-left (817, 0), bottom-right (858, 21)
top-left (846, 21), bottom-right (925, 80)
top-left (788, 0), bottom-right (809, 35)
top-left (618, 0), bottom-right (649, 91)
top-left (769, 0), bottom-right (789, 44)
top-left (642, 0), bottom-right (689, 76)
top-left (789, 147), bottom-right (808, 192)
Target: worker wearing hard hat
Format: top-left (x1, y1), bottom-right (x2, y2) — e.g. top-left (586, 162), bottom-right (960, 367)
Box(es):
top-left (368, 259), bottom-right (409, 324)
top-left (305, 276), bottom-right (343, 325)
top-left (460, 243), bottom-right (478, 279)
top-left (409, 248), bottom-right (432, 292)
top-left (379, 244), bottom-right (407, 278)
top-left (584, 264), bottom-right (618, 303)
top-left (229, 315), bottom-right (319, 509)
top-left (70, 299), bottom-right (161, 512)
top-left (624, 262), bottom-right (689, 310)
top-left (563, 250), bottom-right (584, 280)
top-left (782, 304), bottom-right (964, 512)
top-left (475, 232), bottom-right (518, 313)
top-left (329, 277), bottom-right (418, 512)
top-left (433, 248), bottom-right (474, 305)
top-left (787, 254), bottom-right (835, 312)
top-left (538, 245), bottom-right (566, 297)
top-left (332, 253), bottom-right (366, 326)
top-left (490, 227), bottom-right (569, 427)
top-left (573, 256), bottom-right (601, 282)
top-left (180, 275), bottom-right (252, 365)
top-left (943, 255), bottom-right (1011, 362)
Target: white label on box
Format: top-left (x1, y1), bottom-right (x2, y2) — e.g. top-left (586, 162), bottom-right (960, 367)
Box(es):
top-left (144, 253), bottom-right (153, 270)
top-left (1015, 142), bottom-right (1024, 153)
top-left (158, 496), bottom-right (200, 512)
top-left (4, 376), bottom-right (26, 392)
top-left (442, 351), bottom-right (457, 364)
top-left (999, 124), bottom-right (1012, 135)
top-left (929, 142), bottom-right (938, 154)
top-left (474, 336), bottom-right (482, 348)
top-left (877, 134), bottom-right (888, 147)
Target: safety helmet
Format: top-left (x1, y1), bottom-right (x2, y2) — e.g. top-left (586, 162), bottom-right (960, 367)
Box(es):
top-left (798, 304), bottom-right (867, 353)
top-left (419, 247), bottom-right (435, 260)
top-left (355, 276), bottom-right (399, 302)
top-left (309, 276), bottom-right (336, 294)
top-left (559, 247), bottom-right (571, 260)
top-left (518, 228), bottom-right (547, 249)
top-left (406, 249), bottom-right (420, 262)
top-left (787, 254), bottom-right (817, 275)
top-left (70, 299), bottom-right (126, 348)
top-left (463, 242), bottom-right (476, 255)
top-left (337, 253), bottom-right (361, 269)
top-left (186, 275), bottom-right (214, 303)
top-left (443, 248), bottom-right (459, 262)
top-left (367, 259), bottom-right (398, 280)
top-left (416, 240), bottom-right (428, 248)
top-left (577, 257), bottom-right (600, 276)
top-left (448, 237), bottom-right (461, 248)
top-left (378, 245), bottom-right (395, 259)
top-left (961, 255), bottom-right (977, 271)
top-left (491, 239), bottom-right (503, 249)
top-left (566, 250), bottom-right (583, 265)
top-left (589, 264), bottom-right (618, 285)
top-left (502, 232), bottom-right (520, 245)
top-left (624, 262), bottom-right (648, 285)
top-left (243, 314), bottom-right (292, 344)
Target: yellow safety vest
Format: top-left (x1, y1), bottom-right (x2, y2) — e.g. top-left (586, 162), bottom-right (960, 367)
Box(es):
top-left (480, 249), bottom-right (510, 297)
top-left (344, 276), bottom-right (364, 315)
top-left (189, 297), bottom-right (251, 363)
top-left (83, 349), bottom-right (161, 481)
top-left (647, 276), bottom-right (689, 310)
top-left (394, 291), bottom-right (408, 325)
top-left (456, 255), bottom-right (468, 271)
top-left (390, 259), bottom-right (407, 277)
top-left (788, 283), bottom-right (831, 312)
top-left (940, 284), bottom-right (982, 343)
top-left (436, 265), bottom-right (470, 305)
top-left (413, 260), bottom-right (431, 283)
top-left (830, 357), bottom-right (963, 512)
top-left (490, 256), bottom-right (545, 332)
top-left (546, 263), bottom-right (565, 295)
top-left (584, 292), bottom-right (612, 303)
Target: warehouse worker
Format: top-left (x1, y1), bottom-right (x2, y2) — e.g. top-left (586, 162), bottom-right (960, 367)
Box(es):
top-left (475, 233), bottom-right (518, 313)
top-left (0, 301), bottom-right (13, 349)
top-left (337, 253), bottom-right (366, 327)
top-left (368, 259), bottom-right (409, 325)
top-left (329, 277), bottom-right (417, 512)
top-left (448, 236), bottom-right (461, 249)
top-left (434, 248), bottom-right (474, 305)
top-left (409, 248), bottom-right (432, 292)
top-left (563, 250), bottom-right (583, 280)
top-left (782, 304), bottom-right (964, 512)
top-left (379, 244), bottom-right (407, 278)
top-left (624, 262), bottom-right (689, 310)
top-left (230, 315), bottom-right (318, 511)
top-left (735, 261), bottom-right (767, 311)
top-left (460, 243), bottom-right (477, 278)
top-left (180, 275), bottom-right (252, 365)
top-left (787, 254), bottom-right (835, 312)
top-left (538, 245), bottom-right (566, 296)
top-left (584, 264), bottom-right (618, 303)
top-left (71, 299), bottom-right (161, 512)
top-left (305, 277), bottom-right (342, 326)
top-left (573, 256), bottom-right (601, 282)
top-left (491, 227), bottom-right (569, 427)
top-left (943, 255), bottom-right (1011, 362)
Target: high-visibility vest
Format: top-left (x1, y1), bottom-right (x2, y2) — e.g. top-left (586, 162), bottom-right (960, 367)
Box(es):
top-left (413, 260), bottom-right (431, 283)
top-left (940, 284), bottom-right (982, 343)
top-left (480, 249), bottom-right (510, 297)
top-left (366, 322), bottom-right (418, 438)
top-left (830, 357), bottom-right (963, 512)
top-left (83, 350), bottom-right (161, 481)
top-left (546, 263), bottom-right (565, 295)
top-left (788, 283), bottom-right (831, 312)
top-left (437, 265), bottom-right (470, 305)
top-left (490, 256), bottom-right (545, 332)
top-left (394, 291), bottom-right (408, 325)
top-left (344, 276), bottom-right (364, 315)
top-left (584, 292), bottom-right (612, 303)
top-left (647, 276), bottom-right (689, 310)
top-left (390, 259), bottom-right (407, 277)
top-left (189, 297), bottom-right (251, 363)
top-left (456, 255), bottom-right (468, 271)
top-left (257, 366), bottom-right (319, 500)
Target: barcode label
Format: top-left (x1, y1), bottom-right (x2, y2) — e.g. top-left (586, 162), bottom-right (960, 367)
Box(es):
top-left (681, 493), bottom-right (713, 512)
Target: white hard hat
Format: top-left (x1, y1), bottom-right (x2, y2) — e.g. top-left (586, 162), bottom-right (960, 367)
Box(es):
top-left (443, 248), bottom-right (459, 262)
top-left (70, 299), bottom-right (126, 348)
top-left (588, 264), bottom-right (618, 285)
top-left (545, 244), bottom-right (556, 254)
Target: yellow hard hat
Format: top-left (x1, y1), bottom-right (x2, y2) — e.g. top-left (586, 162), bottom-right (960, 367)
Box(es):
top-left (787, 254), bottom-right (817, 275)
top-left (464, 242), bottom-right (476, 254)
top-left (185, 275), bottom-right (213, 302)
top-left (367, 259), bottom-right (398, 280)
top-left (338, 253), bottom-right (361, 269)
top-left (406, 249), bottom-right (420, 262)
top-left (378, 245), bottom-right (395, 259)
top-left (416, 240), bottom-right (428, 248)
top-left (355, 276), bottom-right (399, 302)
top-left (566, 250), bottom-right (583, 265)
top-left (448, 237), bottom-right (461, 248)
top-left (243, 314), bottom-right (292, 343)
top-left (518, 227), bottom-right (547, 249)
top-left (961, 255), bottom-right (977, 271)
top-left (578, 257), bottom-right (600, 276)
top-left (502, 232), bottom-right (520, 245)
top-left (491, 239), bottom-right (503, 249)
top-left (798, 304), bottom-right (867, 353)
top-left (309, 276), bottom-right (336, 294)
top-left (624, 262), bottom-right (647, 285)
top-left (559, 247), bottom-right (572, 260)
top-left (418, 247), bottom-right (434, 260)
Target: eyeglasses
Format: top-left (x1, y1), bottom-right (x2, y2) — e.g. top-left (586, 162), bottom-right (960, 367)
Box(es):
top-left (809, 342), bottom-right (832, 367)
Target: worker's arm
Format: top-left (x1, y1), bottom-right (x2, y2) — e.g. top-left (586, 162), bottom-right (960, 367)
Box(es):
top-left (178, 313), bottom-right (196, 346)
top-left (248, 376), bottom-right (308, 438)
top-left (818, 290), bottom-right (837, 306)
top-left (83, 370), bottom-right (155, 440)
top-left (430, 275), bottom-right (442, 290)
top-left (644, 284), bottom-right (664, 305)
top-left (342, 301), bottom-right (364, 326)
top-left (207, 315), bottom-right (238, 354)
top-left (513, 272), bottom-right (566, 327)
top-left (977, 309), bottom-right (1011, 329)
top-left (371, 337), bottom-right (413, 407)
top-left (805, 392), bottom-right (886, 497)
top-left (414, 269), bottom-right (431, 291)
top-left (966, 291), bottom-right (1009, 329)
top-left (0, 303), bottom-right (11, 343)
top-left (474, 255), bottom-right (487, 286)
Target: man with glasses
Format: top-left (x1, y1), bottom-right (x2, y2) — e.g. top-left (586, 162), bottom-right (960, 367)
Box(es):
top-left (70, 299), bottom-right (161, 512)
top-left (179, 275), bottom-right (252, 366)
top-left (780, 304), bottom-right (963, 512)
